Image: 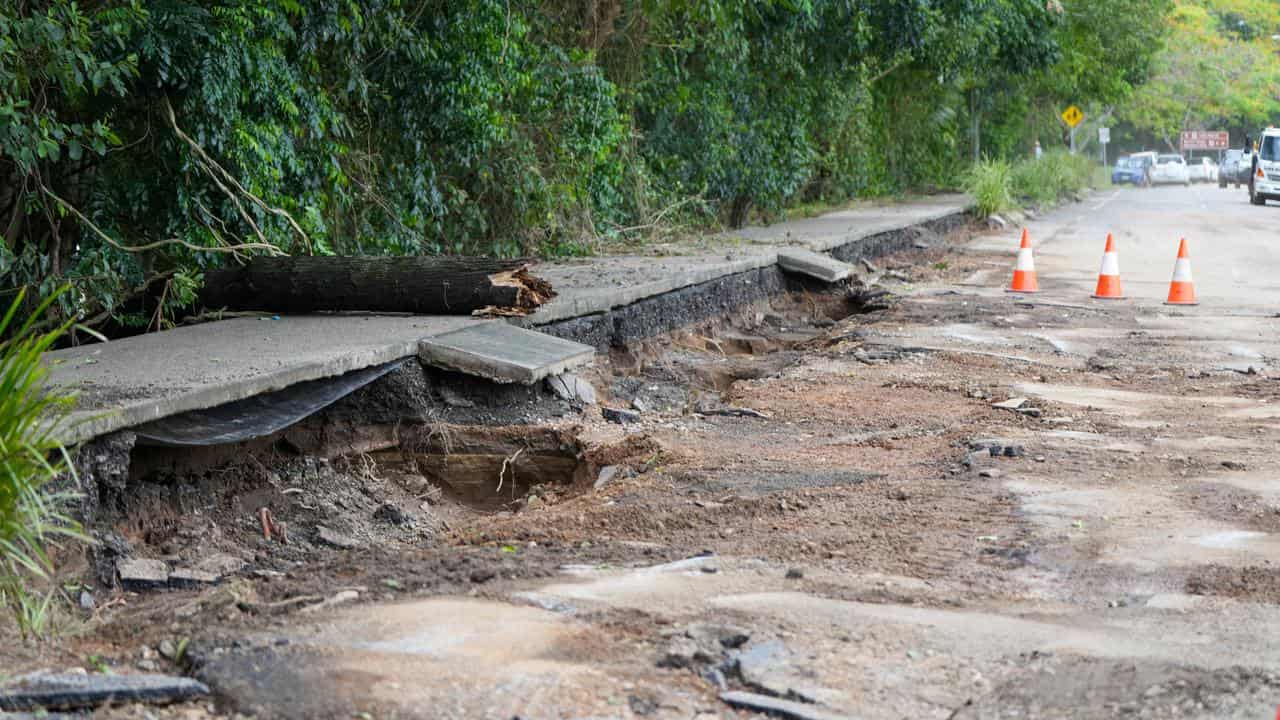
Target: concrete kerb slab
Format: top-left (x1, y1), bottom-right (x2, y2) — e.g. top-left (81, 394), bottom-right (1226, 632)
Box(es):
top-left (44, 196), bottom-right (971, 446)
top-left (46, 315), bottom-right (483, 446)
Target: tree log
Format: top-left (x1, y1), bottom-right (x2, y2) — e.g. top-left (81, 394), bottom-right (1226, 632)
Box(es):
top-left (199, 256), bottom-right (555, 316)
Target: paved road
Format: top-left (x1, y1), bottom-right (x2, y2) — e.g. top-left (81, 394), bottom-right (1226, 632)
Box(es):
top-left (975, 184), bottom-right (1280, 309)
top-left (55, 186), bottom-right (1280, 719)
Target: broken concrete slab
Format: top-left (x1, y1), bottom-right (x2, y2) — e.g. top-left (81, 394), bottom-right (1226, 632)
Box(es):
top-left (116, 558), bottom-right (169, 590)
top-left (777, 248), bottom-right (852, 283)
top-left (0, 673), bottom-right (209, 712)
top-left (417, 322), bottom-right (594, 385)
top-left (719, 691), bottom-right (850, 720)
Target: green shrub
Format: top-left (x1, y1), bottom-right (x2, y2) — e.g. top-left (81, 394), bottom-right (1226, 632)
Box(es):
top-left (1011, 150), bottom-right (1093, 205)
top-left (0, 288), bottom-right (83, 639)
top-left (965, 159), bottom-right (1015, 216)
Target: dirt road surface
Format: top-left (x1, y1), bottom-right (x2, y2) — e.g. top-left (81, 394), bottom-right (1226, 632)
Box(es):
top-left (11, 185), bottom-right (1280, 719)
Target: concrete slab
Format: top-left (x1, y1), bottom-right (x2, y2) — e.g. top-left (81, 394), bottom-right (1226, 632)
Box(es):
top-left (417, 323), bottom-right (594, 384)
top-left (776, 248), bottom-right (852, 283)
top-left (45, 315), bottom-right (481, 445)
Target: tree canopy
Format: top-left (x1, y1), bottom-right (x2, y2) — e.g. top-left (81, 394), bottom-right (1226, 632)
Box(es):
top-left (0, 0), bottom-right (1175, 336)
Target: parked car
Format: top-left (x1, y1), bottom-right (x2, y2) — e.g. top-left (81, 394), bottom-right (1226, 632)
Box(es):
top-left (1220, 148), bottom-right (1251, 188)
top-left (1111, 156), bottom-right (1145, 185)
top-left (1149, 154), bottom-right (1191, 186)
top-left (1128, 151), bottom-right (1158, 187)
top-left (1187, 157), bottom-right (1218, 183)
top-left (1249, 127), bottom-right (1280, 206)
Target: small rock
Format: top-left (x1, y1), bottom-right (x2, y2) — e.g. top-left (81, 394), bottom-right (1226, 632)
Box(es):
top-left (373, 503), bottom-right (412, 526)
top-left (860, 258), bottom-right (879, 273)
top-left (700, 565), bottom-right (720, 574)
top-left (893, 489), bottom-right (909, 501)
top-left (546, 373), bottom-right (597, 405)
top-left (1016, 407), bottom-right (1043, 418)
top-left (658, 635), bottom-right (702, 669)
top-left (469, 567), bottom-right (497, 584)
top-left (1222, 461), bottom-right (1247, 471)
top-left (1034, 455), bottom-right (1046, 462)
top-left (315, 526), bottom-right (359, 550)
top-left (978, 469), bottom-right (1000, 479)
top-left (631, 397), bottom-right (649, 413)
top-left (602, 407), bottom-right (641, 425)
top-left (992, 397), bottom-right (1028, 410)
top-left (1002, 445), bottom-right (1024, 458)
top-left (136, 659), bottom-right (158, 672)
top-left (158, 639), bottom-right (177, 659)
top-left (116, 558), bottom-right (170, 590)
top-left (785, 568), bottom-right (804, 580)
top-left (986, 214), bottom-right (1008, 230)
top-left (594, 465), bottom-right (622, 490)
top-left (78, 590), bottom-right (95, 611)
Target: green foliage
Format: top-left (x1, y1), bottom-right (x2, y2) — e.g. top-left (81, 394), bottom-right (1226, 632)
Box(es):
top-left (1121, 0), bottom-right (1280, 150)
top-left (1011, 151), bottom-right (1094, 206)
top-left (966, 159), bottom-right (1015, 216)
top-left (1, 0), bottom-right (1176, 330)
top-left (0, 288), bottom-right (84, 640)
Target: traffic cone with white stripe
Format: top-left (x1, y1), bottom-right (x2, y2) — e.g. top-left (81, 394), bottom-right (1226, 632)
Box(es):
top-left (1164, 238), bottom-right (1198, 306)
top-left (1091, 233), bottom-right (1124, 299)
top-left (1007, 229), bottom-right (1039, 294)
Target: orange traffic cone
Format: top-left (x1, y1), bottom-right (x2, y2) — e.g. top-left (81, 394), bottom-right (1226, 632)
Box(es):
top-left (1007, 229), bottom-right (1039, 294)
top-left (1091, 233), bottom-right (1124, 299)
top-left (1164, 238), bottom-right (1198, 306)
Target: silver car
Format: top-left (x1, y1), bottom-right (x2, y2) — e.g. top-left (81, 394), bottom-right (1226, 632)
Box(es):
top-left (1149, 154), bottom-right (1191, 186)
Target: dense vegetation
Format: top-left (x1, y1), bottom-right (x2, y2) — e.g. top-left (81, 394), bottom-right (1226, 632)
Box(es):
top-left (1120, 0), bottom-right (1280, 151)
top-left (2, 0), bottom-right (1172, 333)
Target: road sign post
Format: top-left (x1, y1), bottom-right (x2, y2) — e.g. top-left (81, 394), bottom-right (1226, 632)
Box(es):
top-left (1099, 127), bottom-right (1110, 166)
top-left (1061, 105), bottom-right (1084, 154)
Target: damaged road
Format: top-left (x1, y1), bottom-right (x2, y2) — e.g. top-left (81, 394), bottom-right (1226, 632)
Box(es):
top-left (9, 186), bottom-right (1280, 719)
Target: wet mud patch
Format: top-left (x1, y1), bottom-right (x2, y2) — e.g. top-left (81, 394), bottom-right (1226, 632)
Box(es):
top-left (1186, 564), bottom-right (1280, 603)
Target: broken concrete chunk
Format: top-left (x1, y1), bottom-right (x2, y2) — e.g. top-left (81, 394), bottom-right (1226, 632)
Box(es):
top-left (991, 397), bottom-right (1028, 410)
top-left (777, 249), bottom-right (852, 283)
top-left (417, 323), bottom-right (594, 385)
top-left (602, 407), bottom-right (641, 425)
top-left (546, 372), bottom-right (598, 405)
top-left (986, 214), bottom-right (1008, 230)
top-left (116, 558), bottom-right (169, 590)
top-left (168, 569), bottom-right (221, 589)
top-left (594, 465), bottom-right (622, 490)
top-left (0, 673), bottom-right (209, 712)
top-left (315, 526), bottom-right (359, 549)
top-left (719, 691), bottom-right (849, 720)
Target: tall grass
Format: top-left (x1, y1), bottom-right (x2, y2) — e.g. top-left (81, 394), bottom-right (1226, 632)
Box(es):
top-left (965, 159), bottom-right (1015, 216)
top-left (0, 288), bottom-right (84, 640)
top-left (967, 150), bottom-right (1095, 215)
top-left (1010, 150), bottom-right (1093, 206)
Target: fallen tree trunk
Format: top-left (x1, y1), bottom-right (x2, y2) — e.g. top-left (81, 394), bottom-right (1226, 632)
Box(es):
top-left (199, 256), bottom-right (555, 316)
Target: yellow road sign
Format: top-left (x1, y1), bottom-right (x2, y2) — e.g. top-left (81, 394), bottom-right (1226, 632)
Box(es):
top-left (1061, 105), bottom-right (1084, 128)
